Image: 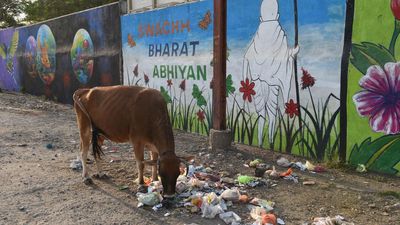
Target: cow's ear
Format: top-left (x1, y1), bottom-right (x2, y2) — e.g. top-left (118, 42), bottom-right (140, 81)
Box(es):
top-left (178, 155), bottom-right (195, 163)
top-left (143, 160), bottom-right (158, 166)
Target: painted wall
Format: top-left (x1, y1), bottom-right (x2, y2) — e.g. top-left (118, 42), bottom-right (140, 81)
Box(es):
top-left (121, 0), bottom-right (214, 134)
top-left (121, 0), bottom-right (346, 161)
top-left (226, 0), bottom-right (345, 161)
top-left (0, 27), bottom-right (21, 91)
top-left (347, 0), bottom-right (400, 176)
top-left (9, 3), bottom-right (121, 104)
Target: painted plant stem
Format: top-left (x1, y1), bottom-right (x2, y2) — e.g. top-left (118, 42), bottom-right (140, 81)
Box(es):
top-left (389, 19), bottom-right (400, 56)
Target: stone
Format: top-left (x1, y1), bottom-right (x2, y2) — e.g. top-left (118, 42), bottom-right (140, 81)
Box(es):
top-left (209, 129), bottom-right (232, 151)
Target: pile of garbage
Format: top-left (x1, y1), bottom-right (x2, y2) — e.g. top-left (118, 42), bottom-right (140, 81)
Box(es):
top-left (69, 149), bottom-right (331, 224)
top-left (136, 162), bottom-right (286, 225)
top-left (275, 157), bottom-right (326, 173)
top-left (131, 155), bottom-right (329, 224)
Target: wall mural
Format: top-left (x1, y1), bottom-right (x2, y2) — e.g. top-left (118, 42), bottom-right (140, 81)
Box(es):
top-left (348, 0), bottom-right (400, 175)
top-left (0, 28), bottom-right (20, 91)
top-left (122, 0), bottom-right (346, 162)
top-left (121, 0), bottom-right (214, 135)
top-left (13, 3), bottom-right (121, 104)
top-left (227, 0), bottom-right (345, 161)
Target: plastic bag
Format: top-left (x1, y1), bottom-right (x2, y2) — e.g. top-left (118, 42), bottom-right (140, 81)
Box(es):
top-left (201, 203), bottom-right (224, 218)
top-left (221, 189), bottom-right (241, 202)
top-left (305, 161), bottom-right (315, 171)
top-left (312, 215), bottom-right (355, 225)
top-left (249, 159), bottom-right (263, 167)
top-left (250, 206), bottom-right (267, 220)
top-left (237, 175), bottom-right (255, 184)
top-left (219, 211), bottom-right (242, 224)
top-left (277, 157), bottom-right (292, 167)
top-left (250, 198), bottom-right (274, 212)
top-left (137, 192), bottom-right (163, 206)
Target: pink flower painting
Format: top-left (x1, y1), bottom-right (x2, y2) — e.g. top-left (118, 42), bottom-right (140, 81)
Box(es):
top-left (353, 62), bottom-right (400, 134)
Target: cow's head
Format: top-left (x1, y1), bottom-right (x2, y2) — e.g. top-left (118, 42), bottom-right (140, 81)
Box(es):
top-left (144, 152), bottom-right (194, 198)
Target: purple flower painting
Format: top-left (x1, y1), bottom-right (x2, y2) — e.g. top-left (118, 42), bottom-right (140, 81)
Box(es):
top-left (353, 62), bottom-right (400, 134)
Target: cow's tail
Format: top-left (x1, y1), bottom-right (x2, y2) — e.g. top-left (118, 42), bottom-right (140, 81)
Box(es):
top-left (73, 88), bottom-right (104, 160)
top-left (91, 126), bottom-right (104, 160)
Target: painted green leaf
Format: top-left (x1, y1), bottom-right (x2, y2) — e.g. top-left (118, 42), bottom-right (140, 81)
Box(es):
top-left (160, 86), bottom-right (171, 104)
top-left (350, 42), bottom-right (395, 74)
top-left (192, 84), bottom-right (206, 107)
top-left (0, 44), bottom-right (6, 59)
top-left (226, 74), bottom-right (235, 96)
top-left (9, 31), bottom-right (19, 57)
top-left (349, 135), bottom-right (400, 175)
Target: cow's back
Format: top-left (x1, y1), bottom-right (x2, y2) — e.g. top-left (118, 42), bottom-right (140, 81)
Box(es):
top-left (76, 85), bottom-right (170, 144)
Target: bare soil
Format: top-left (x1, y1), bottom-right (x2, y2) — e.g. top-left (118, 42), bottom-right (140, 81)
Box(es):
top-left (0, 91), bottom-right (399, 225)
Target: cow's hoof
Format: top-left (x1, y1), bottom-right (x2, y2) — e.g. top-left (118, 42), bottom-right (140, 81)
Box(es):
top-left (93, 173), bottom-right (109, 179)
top-left (83, 177), bottom-right (93, 185)
top-left (137, 185), bottom-right (148, 193)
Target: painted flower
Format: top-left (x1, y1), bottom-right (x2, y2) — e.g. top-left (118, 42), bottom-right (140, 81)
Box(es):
top-left (197, 110), bottom-right (205, 122)
top-left (353, 62), bottom-right (400, 134)
top-left (285, 99), bottom-right (299, 118)
top-left (167, 79), bottom-right (173, 87)
top-left (391, 0), bottom-right (400, 20)
top-left (301, 67), bottom-right (316, 89)
top-left (179, 79), bottom-right (186, 91)
top-left (133, 64), bottom-right (138, 77)
top-left (239, 78), bottom-right (256, 102)
top-left (144, 73), bottom-right (149, 84)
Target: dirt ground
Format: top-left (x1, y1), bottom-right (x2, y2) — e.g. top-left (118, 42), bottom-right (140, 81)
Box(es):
top-left (0, 91), bottom-right (399, 225)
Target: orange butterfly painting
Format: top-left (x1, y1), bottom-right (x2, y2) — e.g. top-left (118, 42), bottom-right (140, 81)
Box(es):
top-left (198, 10), bottom-right (212, 30)
top-left (127, 33), bottom-right (136, 47)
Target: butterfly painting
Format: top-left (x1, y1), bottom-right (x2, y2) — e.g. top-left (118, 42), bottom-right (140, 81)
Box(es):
top-left (127, 33), bottom-right (136, 47)
top-left (198, 10), bottom-right (212, 30)
top-left (0, 31), bottom-right (19, 74)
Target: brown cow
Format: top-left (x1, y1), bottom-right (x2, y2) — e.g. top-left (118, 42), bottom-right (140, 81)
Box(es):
top-left (73, 85), bottom-right (191, 197)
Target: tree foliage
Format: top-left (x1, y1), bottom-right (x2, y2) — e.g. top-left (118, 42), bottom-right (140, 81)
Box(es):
top-left (0, 0), bottom-right (27, 28)
top-left (24, 0), bottom-right (118, 24)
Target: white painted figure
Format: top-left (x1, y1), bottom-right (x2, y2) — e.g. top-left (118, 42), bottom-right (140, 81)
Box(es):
top-left (242, 0), bottom-right (299, 147)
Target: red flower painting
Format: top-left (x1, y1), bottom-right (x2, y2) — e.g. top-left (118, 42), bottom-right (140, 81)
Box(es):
top-left (197, 110), bottom-right (205, 122)
top-left (391, 0), bottom-right (400, 20)
top-left (179, 79), bottom-right (186, 91)
top-left (144, 73), bottom-right (149, 84)
top-left (239, 78), bottom-right (256, 102)
top-left (285, 99), bottom-right (299, 118)
top-left (353, 63), bottom-right (400, 134)
top-left (301, 68), bottom-right (316, 89)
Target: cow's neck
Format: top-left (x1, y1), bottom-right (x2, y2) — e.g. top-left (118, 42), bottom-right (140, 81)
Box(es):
top-left (153, 125), bottom-right (175, 157)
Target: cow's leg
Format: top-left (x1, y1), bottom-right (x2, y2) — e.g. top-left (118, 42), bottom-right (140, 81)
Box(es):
top-left (150, 151), bottom-right (159, 181)
top-left (75, 104), bottom-right (93, 185)
top-left (80, 128), bottom-right (92, 185)
top-left (133, 142), bottom-right (147, 193)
